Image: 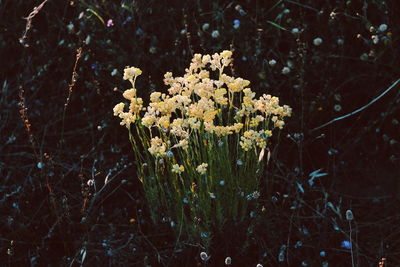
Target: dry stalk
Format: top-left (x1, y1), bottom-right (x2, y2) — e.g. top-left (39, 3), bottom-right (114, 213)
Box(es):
top-left (19, 0), bottom-right (49, 47)
top-left (60, 47), bottom-right (83, 145)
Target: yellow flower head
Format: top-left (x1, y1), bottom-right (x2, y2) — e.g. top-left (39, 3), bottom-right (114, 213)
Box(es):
top-left (123, 66), bottom-right (142, 81)
top-left (172, 164), bottom-right (185, 174)
top-left (196, 163), bottom-right (208, 175)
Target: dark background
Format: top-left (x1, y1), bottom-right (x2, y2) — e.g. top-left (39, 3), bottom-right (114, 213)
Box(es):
top-left (1, 0), bottom-right (399, 266)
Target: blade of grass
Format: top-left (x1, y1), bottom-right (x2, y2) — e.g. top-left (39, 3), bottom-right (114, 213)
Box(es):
top-left (86, 8), bottom-right (105, 25)
top-left (267, 20), bottom-right (287, 31)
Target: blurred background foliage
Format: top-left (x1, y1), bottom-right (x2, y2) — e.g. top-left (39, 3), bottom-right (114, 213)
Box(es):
top-left (1, 0), bottom-right (399, 266)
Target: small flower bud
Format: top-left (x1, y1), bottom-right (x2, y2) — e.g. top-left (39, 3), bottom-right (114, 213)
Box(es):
top-left (281, 67), bottom-right (291, 74)
top-left (211, 30), bottom-right (220, 38)
top-left (268, 59), bottom-right (277, 66)
top-left (346, 209), bottom-right (354, 221)
top-left (202, 23), bottom-right (210, 31)
top-left (313, 37), bottom-right (323, 46)
top-left (379, 24), bottom-right (388, 32)
top-left (291, 28), bottom-right (299, 34)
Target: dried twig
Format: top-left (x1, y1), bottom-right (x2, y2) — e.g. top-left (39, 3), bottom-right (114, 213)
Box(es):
top-left (19, 0), bottom-right (49, 47)
top-left (60, 47), bottom-right (83, 145)
top-left (18, 86), bottom-right (39, 160)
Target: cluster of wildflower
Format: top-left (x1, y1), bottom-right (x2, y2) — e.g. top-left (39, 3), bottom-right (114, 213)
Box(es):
top-left (114, 50), bottom-right (291, 164)
top-left (113, 67), bottom-right (144, 127)
top-left (196, 163), bottom-right (208, 175)
top-left (172, 164), bottom-right (185, 174)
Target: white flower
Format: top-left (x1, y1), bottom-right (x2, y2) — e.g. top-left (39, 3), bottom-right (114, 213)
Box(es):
top-left (337, 38), bottom-right (344, 45)
top-left (202, 23), bottom-right (210, 31)
top-left (256, 264), bottom-right (263, 267)
top-left (378, 24), bottom-right (388, 32)
top-left (111, 69), bottom-right (118, 76)
top-left (283, 9), bottom-right (290, 14)
top-left (313, 37), bottom-right (323, 46)
top-left (225, 257), bottom-right (232, 265)
top-left (268, 59), bottom-right (277, 66)
top-left (281, 67), bottom-right (290, 74)
top-left (211, 30), bottom-right (220, 38)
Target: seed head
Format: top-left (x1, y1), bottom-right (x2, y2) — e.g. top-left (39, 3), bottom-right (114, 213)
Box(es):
top-left (346, 209), bottom-right (354, 221)
top-left (200, 252), bottom-right (210, 261)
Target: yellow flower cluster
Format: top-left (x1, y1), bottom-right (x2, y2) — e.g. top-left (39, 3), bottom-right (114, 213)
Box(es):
top-left (196, 163), bottom-right (208, 175)
top-left (113, 67), bottom-right (144, 128)
top-left (114, 50), bottom-right (291, 156)
top-left (148, 136), bottom-right (166, 157)
top-left (172, 164), bottom-right (185, 174)
top-left (123, 66), bottom-right (142, 81)
top-left (239, 130), bottom-right (267, 151)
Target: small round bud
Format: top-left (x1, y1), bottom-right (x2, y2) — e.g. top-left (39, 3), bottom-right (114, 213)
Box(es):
top-left (379, 24), bottom-right (388, 32)
top-left (202, 23), bottom-right (210, 31)
top-left (313, 37), bottom-right (323, 46)
top-left (268, 59), bottom-right (277, 66)
top-left (211, 30), bottom-right (220, 38)
top-left (346, 209), bottom-right (354, 221)
top-left (291, 28), bottom-right (300, 34)
top-left (281, 67), bottom-right (291, 74)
